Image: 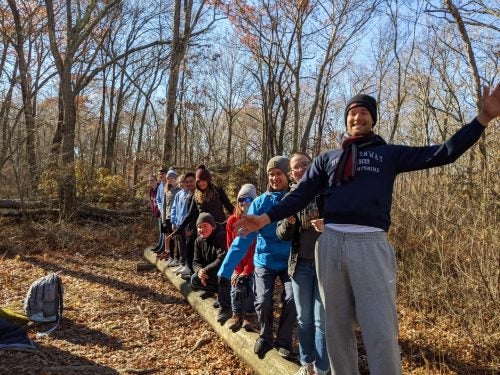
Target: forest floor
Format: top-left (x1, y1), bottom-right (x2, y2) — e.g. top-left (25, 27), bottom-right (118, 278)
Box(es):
top-left (0, 217), bottom-right (495, 374)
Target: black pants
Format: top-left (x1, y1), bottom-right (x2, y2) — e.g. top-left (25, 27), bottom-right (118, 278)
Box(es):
top-left (174, 231), bottom-right (187, 265)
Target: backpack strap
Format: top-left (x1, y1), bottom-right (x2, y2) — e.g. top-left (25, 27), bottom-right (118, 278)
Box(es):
top-left (36, 275), bottom-right (63, 338)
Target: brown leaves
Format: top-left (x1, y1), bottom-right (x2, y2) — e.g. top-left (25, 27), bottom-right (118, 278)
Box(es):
top-left (0, 220), bottom-right (253, 374)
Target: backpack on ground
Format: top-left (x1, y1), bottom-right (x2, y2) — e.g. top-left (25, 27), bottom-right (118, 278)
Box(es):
top-left (23, 272), bottom-right (63, 338)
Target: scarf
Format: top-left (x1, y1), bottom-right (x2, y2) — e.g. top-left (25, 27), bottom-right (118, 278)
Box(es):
top-left (331, 132), bottom-right (386, 187)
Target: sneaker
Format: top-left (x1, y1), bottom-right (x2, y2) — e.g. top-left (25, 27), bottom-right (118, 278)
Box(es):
top-left (168, 259), bottom-right (180, 267)
top-left (176, 265), bottom-right (190, 275)
top-left (295, 363), bottom-right (315, 375)
top-left (254, 337), bottom-right (272, 359)
top-left (216, 308), bottom-right (232, 325)
top-left (275, 345), bottom-right (295, 360)
top-left (226, 313), bottom-right (243, 331)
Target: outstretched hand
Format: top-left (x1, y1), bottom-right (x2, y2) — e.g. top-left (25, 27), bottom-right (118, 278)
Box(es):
top-left (478, 83), bottom-right (500, 126)
top-left (234, 213), bottom-right (271, 237)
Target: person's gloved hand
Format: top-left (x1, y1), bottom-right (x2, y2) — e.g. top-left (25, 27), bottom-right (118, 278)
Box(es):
top-left (234, 275), bottom-right (250, 304)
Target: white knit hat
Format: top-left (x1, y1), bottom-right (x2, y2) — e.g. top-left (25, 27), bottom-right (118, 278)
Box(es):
top-left (166, 168), bottom-right (177, 178)
top-left (237, 184), bottom-right (257, 199)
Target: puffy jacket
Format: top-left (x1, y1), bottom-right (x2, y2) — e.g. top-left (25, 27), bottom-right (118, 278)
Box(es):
top-left (192, 224), bottom-right (227, 276)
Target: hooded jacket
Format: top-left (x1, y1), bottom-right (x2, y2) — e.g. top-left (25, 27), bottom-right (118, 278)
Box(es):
top-left (218, 190), bottom-right (291, 279)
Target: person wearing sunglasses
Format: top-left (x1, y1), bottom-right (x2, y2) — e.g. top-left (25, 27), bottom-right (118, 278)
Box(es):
top-left (224, 184), bottom-right (258, 333)
top-left (276, 153), bottom-right (329, 375)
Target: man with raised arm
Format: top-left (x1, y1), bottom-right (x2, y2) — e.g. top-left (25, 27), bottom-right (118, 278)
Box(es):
top-left (220, 85), bottom-right (499, 375)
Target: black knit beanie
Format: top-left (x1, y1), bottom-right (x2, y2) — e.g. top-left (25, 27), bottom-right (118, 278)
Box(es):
top-left (344, 94), bottom-right (377, 127)
top-left (196, 212), bottom-right (215, 227)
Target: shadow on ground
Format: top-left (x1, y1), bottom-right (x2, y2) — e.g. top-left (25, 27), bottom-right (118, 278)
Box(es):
top-left (0, 344), bottom-right (119, 374)
top-left (22, 257), bottom-right (187, 306)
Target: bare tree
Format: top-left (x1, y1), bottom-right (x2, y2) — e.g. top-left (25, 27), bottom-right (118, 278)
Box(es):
top-left (162, 0), bottom-right (219, 167)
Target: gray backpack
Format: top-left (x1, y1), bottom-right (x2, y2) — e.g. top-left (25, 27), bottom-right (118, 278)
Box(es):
top-left (23, 273), bottom-right (63, 337)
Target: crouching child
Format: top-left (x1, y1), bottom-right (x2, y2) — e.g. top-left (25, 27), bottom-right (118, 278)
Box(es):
top-left (190, 213), bottom-right (232, 324)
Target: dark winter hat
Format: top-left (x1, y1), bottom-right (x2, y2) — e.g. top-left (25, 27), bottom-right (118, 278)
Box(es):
top-left (195, 164), bottom-right (211, 183)
top-left (159, 167), bottom-right (168, 174)
top-left (196, 212), bottom-right (215, 227)
top-left (344, 94), bottom-right (377, 127)
top-left (267, 156), bottom-right (290, 175)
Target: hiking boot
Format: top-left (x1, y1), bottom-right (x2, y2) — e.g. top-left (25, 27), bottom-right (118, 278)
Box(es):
top-left (254, 337), bottom-right (272, 359)
top-left (216, 308), bottom-right (232, 325)
top-left (199, 291), bottom-right (215, 299)
top-left (241, 313), bottom-right (257, 332)
top-left (226, 313), bottom-right (243, 331)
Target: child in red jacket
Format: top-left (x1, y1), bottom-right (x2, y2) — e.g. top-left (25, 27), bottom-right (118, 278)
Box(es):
top-left (224, 184), bottom-right (257, 332)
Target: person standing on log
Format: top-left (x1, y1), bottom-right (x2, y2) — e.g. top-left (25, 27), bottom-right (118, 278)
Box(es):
top-left (229, 85), bottom-right (500, 375)
top-left (148, 175), bottom-right (161, 251)
top-left (276, 152), bottom-right (329, 375)
top-left (218, 156), bottom-right (297, 360)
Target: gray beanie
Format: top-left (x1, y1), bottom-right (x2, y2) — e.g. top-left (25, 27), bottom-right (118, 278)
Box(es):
top-left (166, 168), bottom-right (177, 178)
top-left (237, 184), bottom-right (257, 199)
top-left (267, 156), bottom-right (290, 174)
top-left (196, 212), bottom-right (215, 227)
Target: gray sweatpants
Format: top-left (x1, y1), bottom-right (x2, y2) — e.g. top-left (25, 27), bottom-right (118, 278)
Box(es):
top-left (315, 228), bottom-right (401, 375)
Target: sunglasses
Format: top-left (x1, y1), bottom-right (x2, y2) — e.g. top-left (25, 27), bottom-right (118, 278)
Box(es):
top-left (238, 197), bottom-right (253, 203)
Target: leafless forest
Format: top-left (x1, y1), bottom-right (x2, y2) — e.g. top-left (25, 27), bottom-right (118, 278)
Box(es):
top-left (0, 0), bottom-right (498, 373)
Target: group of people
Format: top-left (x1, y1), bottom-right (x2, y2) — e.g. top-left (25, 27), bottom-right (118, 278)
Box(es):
top-left (147, 86), bottom-right (499, 375)
top-left (148, 159), bottom-right (329, 375)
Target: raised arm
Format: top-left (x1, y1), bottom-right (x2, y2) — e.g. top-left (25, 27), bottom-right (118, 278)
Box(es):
top-left (477, 84), bottom-right (500, 126)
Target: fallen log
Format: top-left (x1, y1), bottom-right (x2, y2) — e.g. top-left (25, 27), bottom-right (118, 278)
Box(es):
top-left (0, 199), bottom-right (57, 209)
top-left (1, 203), bottom-right (148, 222)
top-left (143, 247), bottom-right (300, 375)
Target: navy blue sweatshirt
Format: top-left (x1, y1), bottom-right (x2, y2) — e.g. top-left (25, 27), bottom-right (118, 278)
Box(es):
top-left (268, 119), bottom-right (485, 231)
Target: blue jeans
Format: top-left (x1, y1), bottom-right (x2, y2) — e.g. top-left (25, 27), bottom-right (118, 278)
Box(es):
top-left (292, 259), bottom-right (329, 372)
top-left (253, 266), bottom-right (296, 349)
top-left (231, 276), bottom-right (255, 314)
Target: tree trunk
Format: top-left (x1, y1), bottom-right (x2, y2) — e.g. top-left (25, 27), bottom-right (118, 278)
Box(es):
top-left (7, 0), bottom-right (38, 190)
top-left (59, 67), bottom-right (77, 219)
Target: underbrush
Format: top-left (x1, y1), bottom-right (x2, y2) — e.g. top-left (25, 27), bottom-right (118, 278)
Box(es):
top-left (391, 171), bottom-right (499, 372)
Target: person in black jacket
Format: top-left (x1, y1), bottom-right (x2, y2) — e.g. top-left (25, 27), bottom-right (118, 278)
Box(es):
top-left (167, 164), bottom-right (234, 249)
top-left (190, 212), bottom-right (232, 324)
